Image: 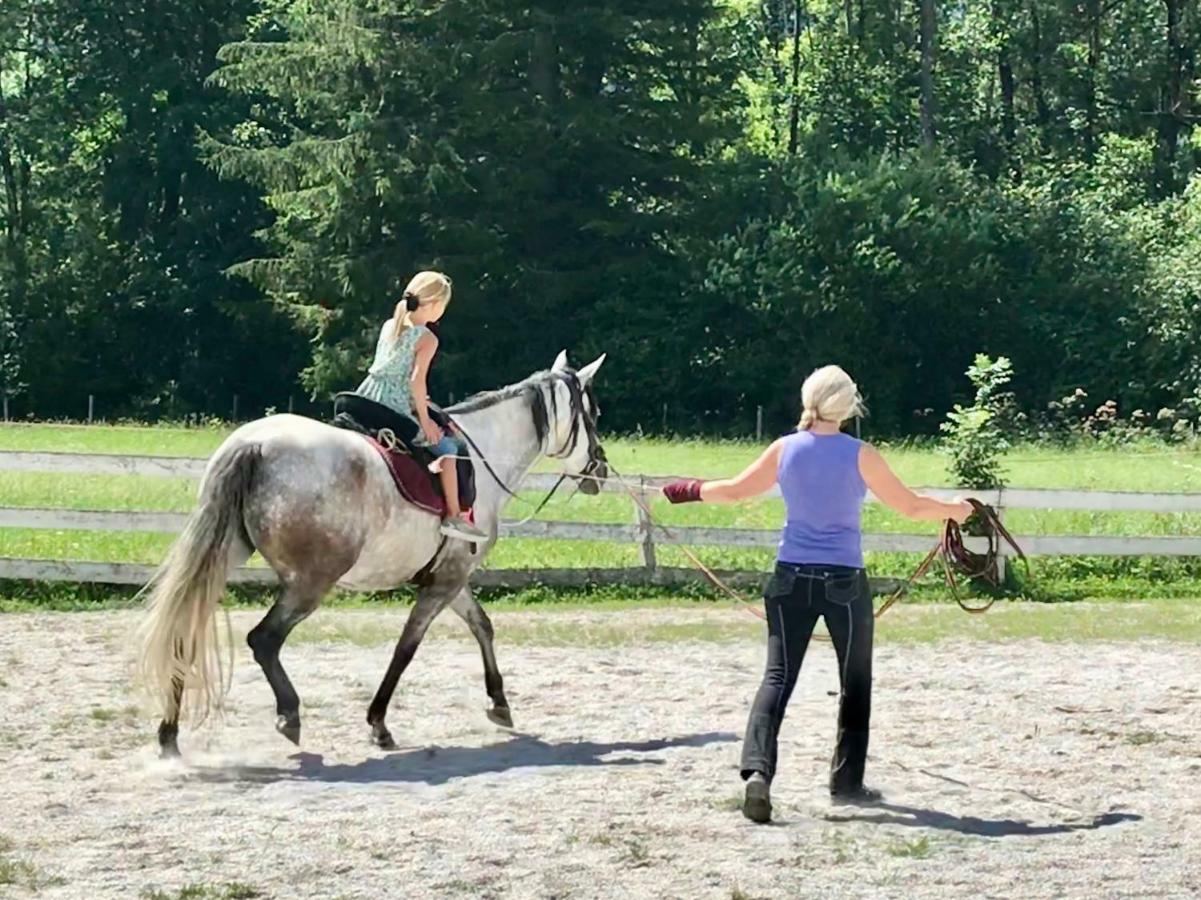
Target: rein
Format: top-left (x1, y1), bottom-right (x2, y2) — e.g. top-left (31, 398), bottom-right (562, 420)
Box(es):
top-left (436, 373), bottom-right (592, 526)
top-left (607, 466), bottom-right (1027, 625)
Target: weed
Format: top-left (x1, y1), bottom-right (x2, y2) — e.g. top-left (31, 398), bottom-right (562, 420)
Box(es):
top-left (887, 836), bottom-right (934, 859)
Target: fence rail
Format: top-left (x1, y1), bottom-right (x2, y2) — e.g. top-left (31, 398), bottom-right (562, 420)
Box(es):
top-left (1, 450), bottom-right (1199, 588)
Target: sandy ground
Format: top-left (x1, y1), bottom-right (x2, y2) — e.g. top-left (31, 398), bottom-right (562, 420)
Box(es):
top-left (0, 607), bottom-right (1199, 900)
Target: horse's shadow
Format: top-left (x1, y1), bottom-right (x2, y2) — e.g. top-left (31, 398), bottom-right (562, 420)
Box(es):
top-left (824, 802), bottom-right (1141, 837)
top-left (189, 731), bottom-right (737, 787)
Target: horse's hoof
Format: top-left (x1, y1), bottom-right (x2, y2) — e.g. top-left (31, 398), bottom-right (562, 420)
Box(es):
top-left (159, 740), bottom-right (181, 759)
top-left (276, 715), bottom-right (301, 746)
top-left (372, 729), bottom-right (397, 751)
top-left (487, 706), bottom-right (514, 729)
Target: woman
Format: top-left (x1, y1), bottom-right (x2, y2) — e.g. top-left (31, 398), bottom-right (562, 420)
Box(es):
top-left (357, 271), bottom-right (486, 543)
top-left (662, 365), bottom-right (971, 823)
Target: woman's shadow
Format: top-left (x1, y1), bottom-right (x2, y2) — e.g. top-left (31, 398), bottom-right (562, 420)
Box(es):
top-left (824, 801), bottom-right (1140, 837)
top-left (189, 731), bottom-right (737, 787)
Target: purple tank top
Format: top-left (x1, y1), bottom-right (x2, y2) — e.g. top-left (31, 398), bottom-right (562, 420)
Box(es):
top-left (776, 431), bottom-right (867, 568)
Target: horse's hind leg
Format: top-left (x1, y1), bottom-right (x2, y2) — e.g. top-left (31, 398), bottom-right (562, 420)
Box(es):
top-left (449, 589), bottom-right (512, 728)
top-left (157, 539), bottom-right (252, 758)
top-left (158, 674), bottom-right (184, 757)
top-left (247, 579), bottom-right (328, 745)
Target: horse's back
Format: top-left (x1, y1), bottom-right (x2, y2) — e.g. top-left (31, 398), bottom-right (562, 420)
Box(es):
top-left (213, 414), bottom-right (442, 590)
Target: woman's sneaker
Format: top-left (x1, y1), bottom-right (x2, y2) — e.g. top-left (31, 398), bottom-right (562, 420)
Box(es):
top-left (829, 785), bottom-right (883, 806)
top-left (440, 516), bottom-right (488, 543)
top-left (742, 772), bottom-right (772, 824)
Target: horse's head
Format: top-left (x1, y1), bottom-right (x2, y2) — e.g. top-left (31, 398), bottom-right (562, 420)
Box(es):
top-left (546, 350), bottom-right (608, 495)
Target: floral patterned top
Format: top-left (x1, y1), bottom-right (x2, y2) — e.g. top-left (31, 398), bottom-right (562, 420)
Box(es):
top-left (356, 320), bottom-right (430, 417)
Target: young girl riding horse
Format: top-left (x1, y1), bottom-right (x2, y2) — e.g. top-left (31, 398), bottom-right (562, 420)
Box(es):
top-left (357, 271), bottom-right (487, 543)
top-left (663, 365), bottom-right (972, 823)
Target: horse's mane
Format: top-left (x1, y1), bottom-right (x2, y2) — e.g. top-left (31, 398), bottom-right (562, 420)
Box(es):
top-left (448, 369), bottom-right (597, 447)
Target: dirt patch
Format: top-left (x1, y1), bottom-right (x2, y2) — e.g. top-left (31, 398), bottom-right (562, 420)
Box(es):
top-left (0, 608), bottom-right (1198, 899)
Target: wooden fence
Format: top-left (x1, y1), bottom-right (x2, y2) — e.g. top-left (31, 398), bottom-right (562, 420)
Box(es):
top-left (0, 450), bottom-right (1199, 588)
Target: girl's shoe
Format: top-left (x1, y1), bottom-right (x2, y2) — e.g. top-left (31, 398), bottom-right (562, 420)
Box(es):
top-left (440, 516), bottom-right (488, 543)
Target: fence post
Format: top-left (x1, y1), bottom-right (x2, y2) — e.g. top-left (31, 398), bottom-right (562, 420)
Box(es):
top-left (287, 396), bottom-right (294, 414)
top-left (232, 394), bottom-right (239, 422)
top-left (756, 406), bottom-right (764, 442)
top-left (87, 395), bottom-right (94, 424)
top-left (995, 488), bottom-right (1007, 584)
top-left (636, 476), bottom-right (657, 576)
top-left (3, 395), bottom-right (8, 422)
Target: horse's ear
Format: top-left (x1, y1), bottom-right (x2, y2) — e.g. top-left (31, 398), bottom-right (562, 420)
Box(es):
top-left (576, 353), bottom-right (606, 386)
top-left (551, 350), bottom-right (569, 373)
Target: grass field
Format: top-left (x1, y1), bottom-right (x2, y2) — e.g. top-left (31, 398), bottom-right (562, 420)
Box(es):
top-left (2, 421), bottom-right (1201, 605)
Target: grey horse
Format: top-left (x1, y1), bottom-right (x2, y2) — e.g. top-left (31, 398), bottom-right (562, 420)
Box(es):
top-left (139, 352), bottom-right (607, 757)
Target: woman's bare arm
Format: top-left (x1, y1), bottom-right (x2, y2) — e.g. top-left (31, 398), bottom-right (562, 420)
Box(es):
top-left (859, 444), bottom-right (971, 522)
top-left (697, 441), bottom-right (785, 503)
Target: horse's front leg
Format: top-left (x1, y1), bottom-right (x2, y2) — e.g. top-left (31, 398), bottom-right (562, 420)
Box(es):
top-left (449, 588), bottom-right (512, 728)
top-left (366, 581), bottom-right (461, 749)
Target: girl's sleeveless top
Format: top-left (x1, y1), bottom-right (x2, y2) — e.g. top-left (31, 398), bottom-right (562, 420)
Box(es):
top-left (356, 320), bottom-right (429, 418)
top-left (776, 431), bottom-right (867, 569)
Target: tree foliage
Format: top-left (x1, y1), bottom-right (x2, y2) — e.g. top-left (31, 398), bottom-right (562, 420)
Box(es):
top-left (3, 0), bottom-right (1201, 435)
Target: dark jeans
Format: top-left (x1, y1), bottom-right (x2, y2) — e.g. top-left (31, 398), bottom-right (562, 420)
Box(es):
top-left (740, 562), bottom-right (874, 794)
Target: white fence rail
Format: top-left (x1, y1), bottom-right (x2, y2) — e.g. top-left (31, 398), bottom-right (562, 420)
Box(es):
top-left (1, 450), bottom-right (1199, 587)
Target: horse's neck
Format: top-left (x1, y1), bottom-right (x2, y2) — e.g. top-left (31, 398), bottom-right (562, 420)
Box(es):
top-left (454, 400), bottom-right (542, 525)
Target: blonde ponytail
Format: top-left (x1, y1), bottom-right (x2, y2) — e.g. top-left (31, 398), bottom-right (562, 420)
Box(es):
top-left (798, 365), bottom-right (864, 430)
top-left (392, 271), bottom-right (453, 340)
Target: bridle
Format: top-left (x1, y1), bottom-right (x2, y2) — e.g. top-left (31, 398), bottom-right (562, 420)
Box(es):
top-left (443, 370), bottom-right (607, 516)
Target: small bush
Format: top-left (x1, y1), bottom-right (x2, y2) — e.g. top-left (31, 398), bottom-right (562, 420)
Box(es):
top-left (940, 354), bottom-right (1013, 489)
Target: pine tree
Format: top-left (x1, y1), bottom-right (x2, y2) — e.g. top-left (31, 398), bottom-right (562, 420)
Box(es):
top-left (205, 0), bottom-right (735, 416)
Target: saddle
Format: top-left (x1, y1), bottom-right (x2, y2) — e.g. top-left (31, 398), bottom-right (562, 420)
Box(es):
top-left (331, 392), bottom-right (477, 514)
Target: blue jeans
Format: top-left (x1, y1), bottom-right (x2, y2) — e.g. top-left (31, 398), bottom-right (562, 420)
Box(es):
top-left (424, 433), bottom-right (465, 459)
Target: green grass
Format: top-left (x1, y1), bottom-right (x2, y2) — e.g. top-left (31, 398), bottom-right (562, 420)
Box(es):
top-left (886, 836), bottom-right (934, 859)
top-left (3, 423), bottom-right (1201, 606)
top-left (0, 852), bottom-right (64, 891)
top-left (283, 597), bottom-right (1201, 646)
top-left (141, 884), bottom-right (262, 900)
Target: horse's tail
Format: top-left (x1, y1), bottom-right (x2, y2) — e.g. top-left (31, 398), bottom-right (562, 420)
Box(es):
top-left (138, 442), bottom-right (260, 724)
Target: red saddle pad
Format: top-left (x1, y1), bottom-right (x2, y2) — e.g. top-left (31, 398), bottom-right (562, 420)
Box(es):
top-left (364, 435), bottom-right (446, 517)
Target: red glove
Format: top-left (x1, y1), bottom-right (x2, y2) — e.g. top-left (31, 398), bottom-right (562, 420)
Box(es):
top-left (662, 479), bottom-right (704, 504)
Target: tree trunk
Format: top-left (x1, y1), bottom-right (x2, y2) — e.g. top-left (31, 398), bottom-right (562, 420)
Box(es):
top-left (1028, 1), bottom-right (1051, 128)
top-left (994, 0), bottom-right (1018, 177)
top-left (0, 79), bottom-right (29, 398)
top-left (919, 0), bottom-right (937, 151)
top-left (1156, 0), bottom-right (1186, 195)
top-left (529, 23), bottom-right (559, 103)
top-left (1084, 0), bottom-right (1100, 163)
top-left (788, 0), bottom-right (803, 154)
top-left (761, 1), bottom-right (788, 149)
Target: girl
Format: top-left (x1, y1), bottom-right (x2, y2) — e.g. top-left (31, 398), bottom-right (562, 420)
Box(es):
top-left (357, 271), bottom-right (487, 543)
top-left (662, 365), bottom-right (972, 822)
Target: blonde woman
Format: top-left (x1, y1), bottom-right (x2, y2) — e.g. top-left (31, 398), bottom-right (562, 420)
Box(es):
top-left (357, 271), bottom-right (486, 542)
top-left (662, 365), bottom-right (971, 823)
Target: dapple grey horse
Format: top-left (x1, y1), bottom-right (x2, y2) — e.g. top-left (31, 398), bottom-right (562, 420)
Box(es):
top-left (139, 352), bottom-right (607, 756)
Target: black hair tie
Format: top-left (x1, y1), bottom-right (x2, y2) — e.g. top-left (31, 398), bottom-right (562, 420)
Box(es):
top-left (404, 292), bottom-right (419, 313)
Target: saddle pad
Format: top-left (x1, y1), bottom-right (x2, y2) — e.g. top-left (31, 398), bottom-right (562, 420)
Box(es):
top-left (365, 435), bottom-right (445, 517)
